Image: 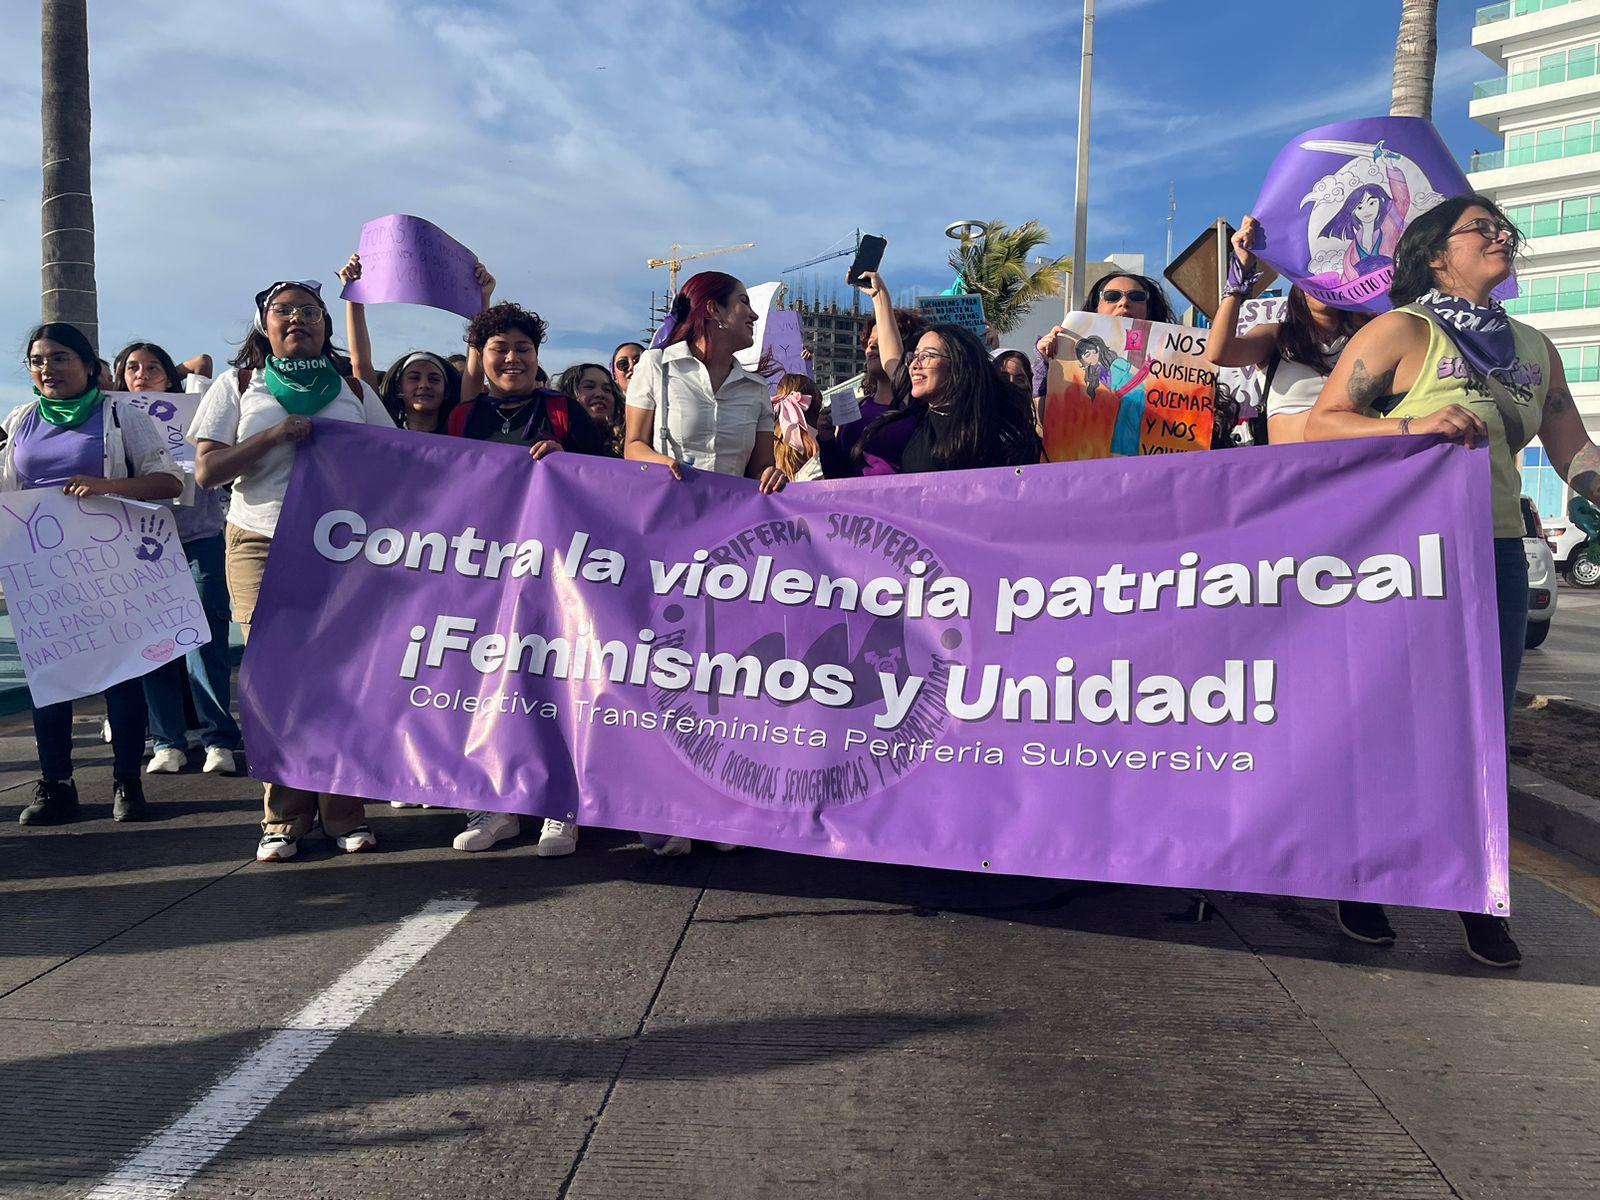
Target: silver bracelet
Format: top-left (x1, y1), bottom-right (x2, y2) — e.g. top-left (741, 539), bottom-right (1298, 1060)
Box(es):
top-left (1398, 416), bottom-right (1413, 436)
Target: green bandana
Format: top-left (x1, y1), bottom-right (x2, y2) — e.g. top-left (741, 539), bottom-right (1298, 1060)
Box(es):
top-left (33, 385), bottom-right (104, 429)
top-left (264, 356), bottom-right (345, 416)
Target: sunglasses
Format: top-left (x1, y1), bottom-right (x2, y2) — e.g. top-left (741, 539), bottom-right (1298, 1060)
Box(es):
top-left (1099, 288), bottom-right (1149, 304)
top-left (614, 356), bottom-right (640, 371)
top-left (1448, 217), bottom-right (1519, 247)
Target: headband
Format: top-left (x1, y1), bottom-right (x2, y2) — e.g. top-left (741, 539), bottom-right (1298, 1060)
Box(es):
top-left (254, 279), bottom-right (325, 333)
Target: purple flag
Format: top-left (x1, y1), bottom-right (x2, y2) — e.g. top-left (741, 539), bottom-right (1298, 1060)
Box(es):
top-left (1251, 117), bottom-right (1513, 313)
top-left (340, 214), bottom-right (482, 319)
top-left (241, 425), bottom-right (1510, 914)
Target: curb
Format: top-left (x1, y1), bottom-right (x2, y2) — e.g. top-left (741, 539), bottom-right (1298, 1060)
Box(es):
top-left (1510, 765), bottom-right (1600, 870)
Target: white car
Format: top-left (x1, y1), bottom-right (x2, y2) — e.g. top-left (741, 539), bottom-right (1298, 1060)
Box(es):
top-left (1522, 497), bottom-right (1557, 649)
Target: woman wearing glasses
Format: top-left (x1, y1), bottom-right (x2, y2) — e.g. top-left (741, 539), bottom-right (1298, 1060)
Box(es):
top-left (1307, 195), bottom-right (1600, 969)
top-left (6, 324), bottom-right (184, 827)
top-left (191, 280), bottom-right (395, 863)
top-left (1029, 272), bottom-right (1178, 400)
top-left (611, 342), bottom-right (645, 398)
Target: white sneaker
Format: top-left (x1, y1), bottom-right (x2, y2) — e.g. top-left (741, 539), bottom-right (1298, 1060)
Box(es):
top-left (652, 836), bottom-right (692, 857)
top-left (146, 748), bottom-right (186, 774)
top-left (452, 810), bottom-right (519, 852)
top-left (257, 833), bottom-right (298, 862)
top-left (101, 718), bottom-right (113, 744)
top-left (537, 819), bottom-right (579, 857)
top-left (202, 747), bottom-right (237, 775)
top-left (335, 825), bottom-right (377, 853)
top-left (389, 801), bottom-right (422, 809)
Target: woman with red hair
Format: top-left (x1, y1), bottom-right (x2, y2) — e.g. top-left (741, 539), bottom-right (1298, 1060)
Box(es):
top-left (624, 273), bottom-right (785, 857)
top-left (624, 271), bottom-right (786, 492)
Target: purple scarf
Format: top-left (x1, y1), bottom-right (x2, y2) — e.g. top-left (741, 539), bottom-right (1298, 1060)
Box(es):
top-left (1417, 289), bottom-right (1516, 382)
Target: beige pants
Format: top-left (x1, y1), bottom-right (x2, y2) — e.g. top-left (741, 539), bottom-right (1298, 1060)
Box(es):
top-left (225, 523), bottom-right (366, 838)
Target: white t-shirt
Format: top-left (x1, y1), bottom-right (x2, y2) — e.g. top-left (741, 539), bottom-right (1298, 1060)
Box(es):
top-left (189, 369), bottom-right (393, 537)
top-left (1264, 339), bottom-right (1347, 419)
top-left (626, 343), bottom-right (776, 477)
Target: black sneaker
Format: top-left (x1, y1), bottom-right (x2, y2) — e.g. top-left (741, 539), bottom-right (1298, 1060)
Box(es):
top-left (1460, 913), bottom-right (1522, 968)
top-left (111, 777), bottom-right (151, 822)
top-left (19, 779), bottom-right (80, 826)
top-left (1336, 900), bottom-right (1397, 945)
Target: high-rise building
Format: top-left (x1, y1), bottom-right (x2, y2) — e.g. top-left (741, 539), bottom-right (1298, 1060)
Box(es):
top-left (791, 299), bottom-right (867, 390)
top-left (1469, 0), bottom-right (1600, 519)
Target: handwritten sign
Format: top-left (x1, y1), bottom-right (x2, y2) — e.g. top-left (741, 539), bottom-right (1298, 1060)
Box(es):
top-left (113, 391), bottom-right (201, 469)
top-left (916, 294), bottom-right (988, 335)
top-left (0, 492), bottom-right (210, 706)
top-left (1217, 296), bottom-right (1288, 421)
top-left (759, 310), bottom-right (813, 387)
top-left (340, 214), bottom-right (482, 319)
top-left (1043, 313), bottom-right (1216, 460)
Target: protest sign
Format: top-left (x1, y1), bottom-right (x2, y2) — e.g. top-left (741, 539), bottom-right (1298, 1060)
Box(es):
top-left (916, 293), bottom-right (988, 335)
top-left (1042, 313), bottom-right (1216, 460)
top-left (242, 423), bottom-right (1509, 913)
top-left (340, 214), bottom-right (482, 319)
top-left (113, 390), bottom-right (201, 469)
top-left (0, 493), bottom-right (210, 706)
top-left (759, 310), bottom-right (813, 384)
top-left (1216, 295), bottom-right (1288, 422)
top-left (824, 376), bottom-right (863, 425)
top-left (735, 282), bottom-right (784, 373)
top-left (1251, 116), bottom-right (1515, 313)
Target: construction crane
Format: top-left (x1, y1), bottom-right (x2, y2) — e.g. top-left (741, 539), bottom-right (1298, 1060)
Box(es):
top-left (782, 230), bottom-right (861, 275)
top-left (646, 242), bottom-right (755, 296)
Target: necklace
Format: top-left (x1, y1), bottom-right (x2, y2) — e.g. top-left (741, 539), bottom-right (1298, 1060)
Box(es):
top-left (492, 396), bottom-right (530, 436)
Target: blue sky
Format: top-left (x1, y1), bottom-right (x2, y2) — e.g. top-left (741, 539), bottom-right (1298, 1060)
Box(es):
top-left (0, 0), bottom-right (1490, 408)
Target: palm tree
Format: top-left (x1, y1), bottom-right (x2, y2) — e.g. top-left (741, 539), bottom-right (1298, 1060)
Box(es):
top-left (1391, 0), bottom-right (1438, 119)
top-left (41, 0), bottom-right (98, 351)
top-left (946, 220), bottom-right (1071, 335)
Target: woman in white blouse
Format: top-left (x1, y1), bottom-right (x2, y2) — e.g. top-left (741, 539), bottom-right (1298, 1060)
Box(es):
top-left (624, 272), bottom-right (786, 857)
top-left (624, 271), bottom-right (787, 491)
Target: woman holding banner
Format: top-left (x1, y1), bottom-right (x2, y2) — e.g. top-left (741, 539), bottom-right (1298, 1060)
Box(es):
top-left (1205, 217), bottom-right (1366, 444)
top-left (111, 342), bottom-right (242, 779)
top-left (625, 271), bottom-right (786, 855)
top-left (6, 324), bottom-right (184, 827)
top-left (1307, 194), bottom-right (1600, 968)
top-left (611, 342), bottom-right (645, 398)
top-left (555, 363), bottom-right (627, 457)
top-left (191, 280), bottom-right (395, 863)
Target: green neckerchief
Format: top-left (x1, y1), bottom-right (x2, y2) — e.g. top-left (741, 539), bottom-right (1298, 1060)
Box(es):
top-left (34, 385), bottom-right (104, 429)
top-left (263, 356), bottom-right (345, 416)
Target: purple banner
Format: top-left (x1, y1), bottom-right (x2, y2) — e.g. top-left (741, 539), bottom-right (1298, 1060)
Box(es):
top-left (241, 424), bottom-right (1510, 913)
top-left (1252, 116), bottom-right (1514, 313)
top-left (340, 214), bottom-right (481, 319)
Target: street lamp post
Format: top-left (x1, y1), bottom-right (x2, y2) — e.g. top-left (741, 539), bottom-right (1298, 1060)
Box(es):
top-left (1068, 0), bottom-right (1095, 316)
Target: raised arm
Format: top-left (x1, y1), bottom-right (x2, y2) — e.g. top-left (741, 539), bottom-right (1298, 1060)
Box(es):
top-left (1205, 218), bottom-right (1280, 369)
top-left (459, 262), bottom-right (495, 404)
top-left (336, 255), bottom-right (379, 391)
top-left (175, 353), bottom-right (213, 382)
top-left (854, 271), bottom-right (903, 378)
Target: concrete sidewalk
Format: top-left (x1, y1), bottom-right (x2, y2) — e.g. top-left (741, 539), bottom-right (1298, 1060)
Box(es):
top-left (1, 706), bottom-right (1598, 1198)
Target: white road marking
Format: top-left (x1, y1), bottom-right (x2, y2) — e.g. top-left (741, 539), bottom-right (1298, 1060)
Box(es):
top-left (84, 895), bottom-right (477, 1200)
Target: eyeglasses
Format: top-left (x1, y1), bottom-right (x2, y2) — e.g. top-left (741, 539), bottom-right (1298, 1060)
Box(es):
top-left (1100, 288), bottom-right (1149, 304)
top-left (908, 349), bottom-right (952, 366)
top-left (1448, 218), bottom-right (1519, 247)
top-left (26, 352), bottom-right (79, 370)
top-left (267, 303), bottom-right (325, 322)
top-left (614, 356), bottom-right (639, 371)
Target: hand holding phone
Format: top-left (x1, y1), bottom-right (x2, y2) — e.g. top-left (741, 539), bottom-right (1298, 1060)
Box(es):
top-left (846, 235), bottom-right (888, 287)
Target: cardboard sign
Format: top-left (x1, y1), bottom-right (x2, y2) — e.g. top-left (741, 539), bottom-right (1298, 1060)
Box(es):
top-left (916, 294), bottom-right (988, 335)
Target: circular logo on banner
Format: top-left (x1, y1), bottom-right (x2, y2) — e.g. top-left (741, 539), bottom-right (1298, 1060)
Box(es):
top-left (631, 510), bottom-right (970, 813)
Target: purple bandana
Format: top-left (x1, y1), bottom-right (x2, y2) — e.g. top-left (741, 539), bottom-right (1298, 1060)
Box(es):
top-left (1416, 289), bottom-right (1516, 382)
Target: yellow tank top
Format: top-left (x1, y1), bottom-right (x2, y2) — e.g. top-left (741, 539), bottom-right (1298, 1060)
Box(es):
top-left (1385, 306), bottom-right (1549, 538)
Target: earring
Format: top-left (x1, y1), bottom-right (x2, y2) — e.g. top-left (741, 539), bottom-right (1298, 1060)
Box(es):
top-left (716, 320), bottom-right (726, 330)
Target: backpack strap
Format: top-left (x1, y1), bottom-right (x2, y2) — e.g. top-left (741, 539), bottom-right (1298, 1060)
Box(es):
top-left (447, 398), bottom-right (476, 438)
top-left (236, 366), bottom-right (252, 392)
top-left (546, 390), bottom-right (570, 444)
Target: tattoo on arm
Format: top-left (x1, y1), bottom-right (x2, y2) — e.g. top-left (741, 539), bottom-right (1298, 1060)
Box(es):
top-left (1346, 358), bottom-right (1397, 412)
top-left (1569, 443), bottom-right (1600, 501)
top-left (1547, 381), bottom-right (1575, 416)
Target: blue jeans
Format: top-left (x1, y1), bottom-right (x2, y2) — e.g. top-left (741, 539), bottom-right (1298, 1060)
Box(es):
top-left (143, 533), bottom-right (240, 752)
top-left (1494, 537), bottom-right (1529, 733)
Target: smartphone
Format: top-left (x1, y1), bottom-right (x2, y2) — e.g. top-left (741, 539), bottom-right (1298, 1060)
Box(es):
top-left (846, 235), bottom-right (888, 287)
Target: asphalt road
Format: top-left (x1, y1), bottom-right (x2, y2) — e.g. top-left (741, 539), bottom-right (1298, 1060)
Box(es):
top-left (1521, 582), bottom-right (1600, 706)
top-left (2, 703), bottom-right (1598, 1199)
